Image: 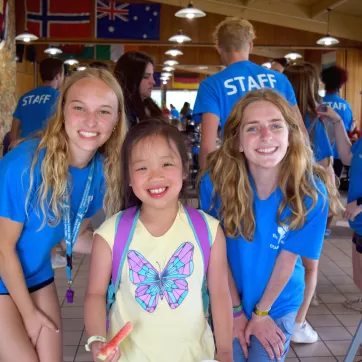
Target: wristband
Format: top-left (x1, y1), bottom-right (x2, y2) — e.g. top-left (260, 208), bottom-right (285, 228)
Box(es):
top-left (233, 309), bottom-right (245, 318)
top-left (254, 304), bottom-right (270, 316)
top-left (85, 335), bottom-right (107, 351)
top-left (233, 305), bottom-right (243, 314)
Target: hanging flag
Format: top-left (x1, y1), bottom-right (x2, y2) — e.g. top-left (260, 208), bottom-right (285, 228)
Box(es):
top-left (59, 45), bottom-right (94, 60)
top-left (173, 72), bottom-right (200, 90)
top-left (96, 1), bottom-right (160, 40)
top-left (26, 0), bottom-right (91, 38)
top-left (96, 44), bottom-right (124, 61)
top-left (0, 0), bottom-right (9, 50)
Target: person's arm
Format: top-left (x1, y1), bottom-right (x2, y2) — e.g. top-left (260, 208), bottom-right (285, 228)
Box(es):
top-left (256, 249), bottom-right (298, 311)
top-left (9, 117), bottom-right (21, 145)
top-left (60, 218), bottom-right (94, 254)
top-left (318, 106), bottom-right (353, 165)
top-left (244, 250), bottom-right (297, 360)
top-left (0, 217), bottom-right (58, 345)
top-left (228, 264), bottom-right (249, 358)
top-left (0, 217), bottom-right (35, 317)
top-left (208, 225), bottom-right (233, 362)
top-left (200, 113), bottom-right (220, 170)
top-left (84, 234), bottom-right (120, 361)
top-left (333, 119), bottom-right (353, 166)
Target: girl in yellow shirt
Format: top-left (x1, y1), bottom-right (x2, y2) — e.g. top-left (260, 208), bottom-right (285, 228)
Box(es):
top-left (84, 119), bottom-right (233, 362)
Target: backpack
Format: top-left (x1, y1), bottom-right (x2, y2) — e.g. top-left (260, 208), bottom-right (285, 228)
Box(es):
top-left (106, 205), bottom-right (212, 328)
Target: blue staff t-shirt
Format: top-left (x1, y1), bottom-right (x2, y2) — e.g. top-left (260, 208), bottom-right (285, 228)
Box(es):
top-left (13, 86), bottom-right (60, 138)
top-left (305, 114), bottom-right (333, 162)
top-left (0, 139), bottom-right (105, 293)
top-left (193, 61), bottom-right (297, 131)
top-left (348, 138), bottom-right (362, 236)
top-left (171, 109), bottom-right (180, 119)
top-left (323, 94), bottom-right (353, 160)
top-left (200, 171), bottom-right (328, 319)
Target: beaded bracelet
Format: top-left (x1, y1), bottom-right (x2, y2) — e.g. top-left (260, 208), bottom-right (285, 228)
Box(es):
top-left (233, 309), bottom-right (245, 318)
top-left (233, 304), bottom-right (244, 318)
top-left (85, 335), bottom-right (107, 351)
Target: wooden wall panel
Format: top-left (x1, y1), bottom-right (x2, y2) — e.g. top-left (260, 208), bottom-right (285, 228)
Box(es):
top-left (336, 50), bottom-right (362, 126)
top-left (16, 60), bottom-right (35, 100)
top-left (344, 50), bottom-right (362, 126)
top-left (336, 50), bottom-right (347, 100)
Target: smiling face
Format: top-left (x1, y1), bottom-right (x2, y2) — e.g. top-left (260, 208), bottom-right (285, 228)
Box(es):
top-left (129, 135), bottom-right (184, 210)
top-left (139, 62), bottom-right (155, 100)
top-left (63, 77), bottom-right (119, 166)
top-left (239, 100), bottom-right (289, 174)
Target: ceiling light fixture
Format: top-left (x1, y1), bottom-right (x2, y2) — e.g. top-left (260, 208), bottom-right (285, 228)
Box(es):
top-left (175, 1), bottom-right (206, 19)
top-left (164, 59), bottom-right (179, 66)
top-left (284, 52), bottom-right (302, 60)
top-left (162, 66), bottom-right (175, 72)
top-left (64, 58), bottom-right (79, 66)
top-left (168, 30), bottom-right (192, 43)
top-left (77, 66), bottom-right (87, 71)
top-left (15, 31), bottom-right (38, 43)
top-left (44, 46), bottom-right (62, 55)
top-left (165, 49), bottom-right (183, 57)
top-left (161, 72), bottom-right (172, 78)
top-left (317, 9), bottom-right (339, 46)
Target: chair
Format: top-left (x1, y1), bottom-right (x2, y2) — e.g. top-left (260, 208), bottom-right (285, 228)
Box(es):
top-left (344, 319), bottom-right (362, 361)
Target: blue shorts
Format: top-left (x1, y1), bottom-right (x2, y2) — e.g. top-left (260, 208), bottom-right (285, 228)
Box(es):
top-left (233, 312), bottom-right (297, 362)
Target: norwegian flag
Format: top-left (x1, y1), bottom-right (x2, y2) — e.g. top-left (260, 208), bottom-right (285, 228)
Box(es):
top-left (0, 0), bottom-right (9, 49)
top-left (26, 0), bottom-right (92, 38)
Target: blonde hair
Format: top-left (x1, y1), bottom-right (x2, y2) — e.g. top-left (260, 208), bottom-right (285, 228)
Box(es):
top-left (203, 89), bottom-right (341, 240)
top-left (213, 17), bottom-right (256, 53)
top-left (26, 68), bottom-right (127, 228)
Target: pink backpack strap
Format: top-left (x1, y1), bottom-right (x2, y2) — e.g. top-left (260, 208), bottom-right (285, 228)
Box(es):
top-left (184, 206), bottom-right (212, 277)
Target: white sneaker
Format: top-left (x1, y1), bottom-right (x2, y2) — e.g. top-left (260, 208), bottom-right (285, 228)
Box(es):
top-left (52, 254), bottom-right (67, 269)
top-left (291, 321), bottom-right (319, 344)
top-left (344, 297), bottom-right (362, 312)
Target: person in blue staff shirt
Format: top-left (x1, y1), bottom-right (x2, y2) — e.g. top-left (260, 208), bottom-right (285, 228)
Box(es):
top-left (10, 58), bottom-right (64, 144)
top-left (170, 103), bottom-right (180, 119)
top-left (318, 106), bottom-right (362, 312)
top-left (0, 68), bottom-right (127, 362)
top-left (193, 17), bottom-right (305, 169)
top-left (199, 89), bottom-right (341, 362)
top-left (321, 65), bottom-right (354, 178)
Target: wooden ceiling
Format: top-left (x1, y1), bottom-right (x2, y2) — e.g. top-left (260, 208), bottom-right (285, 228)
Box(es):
top-left (15, 0), bottom-right (362, 74)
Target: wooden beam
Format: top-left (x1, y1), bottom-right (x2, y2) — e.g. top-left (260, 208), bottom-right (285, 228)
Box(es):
top-left (311, 0), bottom-right (348, 19)
top-left (23, 39), bottom-right (359, 51)
top-left (242, 0), bottom-right (255, 6)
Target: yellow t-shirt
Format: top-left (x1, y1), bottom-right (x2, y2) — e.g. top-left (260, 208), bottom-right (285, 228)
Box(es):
top-left (95, 205), bottom-right (219, 362)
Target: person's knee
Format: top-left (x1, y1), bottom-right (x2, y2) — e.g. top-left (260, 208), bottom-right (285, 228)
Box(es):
top-left (232, 338), bottom-right (247, 362)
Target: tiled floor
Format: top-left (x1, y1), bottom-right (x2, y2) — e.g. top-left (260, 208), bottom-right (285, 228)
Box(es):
top-left (56, 201), bottom-right (362, 362)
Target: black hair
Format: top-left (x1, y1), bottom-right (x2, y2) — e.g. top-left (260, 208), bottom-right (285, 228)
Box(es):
top-left (39, 58), bottom-right (64, 82)
top-left (321, 66), bottom-right (348, 92)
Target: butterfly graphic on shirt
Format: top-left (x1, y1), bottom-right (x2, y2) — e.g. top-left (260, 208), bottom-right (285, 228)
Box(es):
top-left (127, 242), bottom-right (194, 313)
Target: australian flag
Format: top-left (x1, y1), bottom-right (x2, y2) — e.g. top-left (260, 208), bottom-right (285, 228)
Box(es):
top-left (26, 0), bottom-right (91, 38)
top-left (96, 1), bottom-right (160, 40)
